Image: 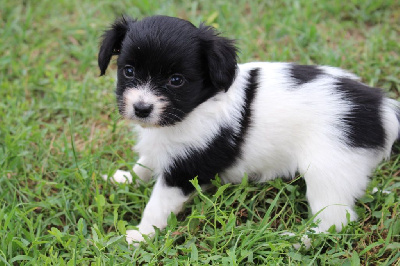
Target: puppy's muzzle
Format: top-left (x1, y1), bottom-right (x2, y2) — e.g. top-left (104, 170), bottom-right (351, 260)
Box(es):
top-left (134, 101), bottom-right (154, 118)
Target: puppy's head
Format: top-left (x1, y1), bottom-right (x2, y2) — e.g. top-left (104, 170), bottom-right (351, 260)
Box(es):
top-left (98, 16), bottom-right (237, 127)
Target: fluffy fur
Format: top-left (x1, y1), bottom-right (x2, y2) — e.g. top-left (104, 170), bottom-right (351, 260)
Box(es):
top-left (98, 15), bottom-right (400, 245)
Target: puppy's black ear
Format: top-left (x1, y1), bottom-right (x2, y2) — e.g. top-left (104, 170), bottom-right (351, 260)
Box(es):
top-left (199, 24), bottom-right (238, 91)
top-left (98, 17), bottom-right (133, 76)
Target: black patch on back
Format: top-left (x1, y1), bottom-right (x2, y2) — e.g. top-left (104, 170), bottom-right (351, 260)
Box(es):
top-left (164, 68), bottom-right (260, 194)
top-left (336, 78), bottom-right (385, 148)
top-left (290, 64), bottom-right (323, 85)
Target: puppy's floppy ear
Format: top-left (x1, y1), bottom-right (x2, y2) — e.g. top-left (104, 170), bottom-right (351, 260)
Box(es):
top-left (199, 24), bottom-right (238, 91)
top-left (98, 17), bottom-right (133, 76)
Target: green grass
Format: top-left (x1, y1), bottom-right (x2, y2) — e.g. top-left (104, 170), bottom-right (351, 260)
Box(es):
top-left (1, 0), bottom-right (399, 264)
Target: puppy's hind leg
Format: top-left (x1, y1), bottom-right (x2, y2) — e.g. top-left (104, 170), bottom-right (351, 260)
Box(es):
top-left (301, 150), bottom-right (374, 232)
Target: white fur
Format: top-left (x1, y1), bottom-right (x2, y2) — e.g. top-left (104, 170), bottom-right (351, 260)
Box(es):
top-left (103, 169), bottom-right (132, 184)
top-left (123, 83), bottom-right (168, 126)
top-left (108, 62), bottom-right (399, 244)
top-left (318, 65), bottom-right (360, 81)
top-left (102, 157), bottom-right (153, 184)
top-left (126, 177), bottom-right (189, 244)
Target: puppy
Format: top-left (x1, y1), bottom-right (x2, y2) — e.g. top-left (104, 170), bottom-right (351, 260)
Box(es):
top-left (98, 15), bottom-right (400, 245)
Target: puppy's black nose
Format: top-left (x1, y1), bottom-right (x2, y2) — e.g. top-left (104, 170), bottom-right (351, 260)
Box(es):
top-left (134, 102), bottom-right (153, 118)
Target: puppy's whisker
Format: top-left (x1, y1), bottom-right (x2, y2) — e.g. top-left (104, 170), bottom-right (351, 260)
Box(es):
top-left (168, 107), bottom-right (185, 115)
top-left (158, 116), bottom-right (171, 126)
top-left (163, 112), bottom-right (183, 122)
top-left (164, 111), bottom-right (182, 119)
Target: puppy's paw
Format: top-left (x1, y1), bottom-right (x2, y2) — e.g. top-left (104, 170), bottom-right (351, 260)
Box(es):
top-left (126, 229), bottom-right (145, 246)
top-left (126, 224), bottom-right (156, 246)
top-left (102, 169), bottom-right (133, 184)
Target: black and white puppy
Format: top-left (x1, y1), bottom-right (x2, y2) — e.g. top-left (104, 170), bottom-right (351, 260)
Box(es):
top-left (99, 15), bottom-right (400, 244)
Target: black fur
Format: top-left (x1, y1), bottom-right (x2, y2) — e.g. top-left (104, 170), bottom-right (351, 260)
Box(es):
top-left (335, 78), bottom-right (386, 148)
top-left (98, 16), bottom-right (238, 126)
top-left (198, 24), bottom-right (238, 91)
top-left (289, 64), bottom-right (323, 85)
top-left (98, 17), bottom-right (133, 76)
top-left (164, 68), bottom-right (260, 194)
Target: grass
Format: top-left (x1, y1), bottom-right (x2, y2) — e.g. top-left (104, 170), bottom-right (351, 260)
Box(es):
top-left (0, 0), bottom-right (399, 264)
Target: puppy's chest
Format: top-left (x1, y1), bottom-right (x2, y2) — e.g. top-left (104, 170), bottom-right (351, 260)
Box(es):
top-left (135, 121), bottom-right (244, 174)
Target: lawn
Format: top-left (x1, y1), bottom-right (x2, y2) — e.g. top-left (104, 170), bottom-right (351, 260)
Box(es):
top-left (0, 0), bottom-right (399, 264)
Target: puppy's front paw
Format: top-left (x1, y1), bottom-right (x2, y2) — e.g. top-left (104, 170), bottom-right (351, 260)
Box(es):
top-left (126, 224), bottom-right (156, 246)
top-left (126, 229), bottom-right (145, 246)
top-left (126, 230), bottom-right (144, 245)
top-left (102, 169), bottom-right (133, 184)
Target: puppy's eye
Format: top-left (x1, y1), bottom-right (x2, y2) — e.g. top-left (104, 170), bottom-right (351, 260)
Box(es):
top-left (124, 66), bottom-right (135, 78)
top-left (168, 74), bottom-right (185, 88)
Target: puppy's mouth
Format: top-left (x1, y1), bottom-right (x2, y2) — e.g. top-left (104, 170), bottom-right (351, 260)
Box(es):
top-left (127, 108), bottom-right (185, 127)
top-left (118, 87), bottom-right (186, 127)
top-left (118, 103), bottom-right (185, 127)
top-left (118, 102), bottom-right (161, 127)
